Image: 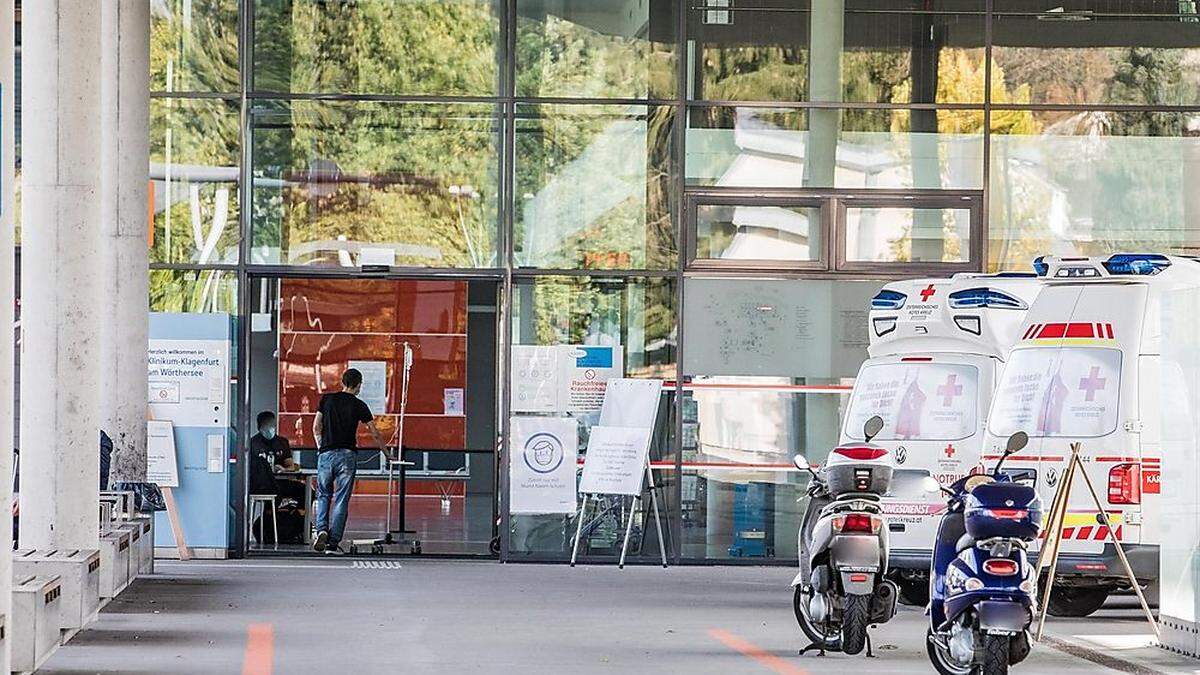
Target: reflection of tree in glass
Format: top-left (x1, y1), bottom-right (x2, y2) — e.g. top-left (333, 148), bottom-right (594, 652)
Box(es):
top-left (150, 0), bottom-right (239, 93)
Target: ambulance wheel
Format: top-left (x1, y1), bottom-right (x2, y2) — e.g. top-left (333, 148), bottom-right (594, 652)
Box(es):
top-left (898, 578), bottom-right (930, 607)
top-left (1046, 587), bottom-right (1109, 617)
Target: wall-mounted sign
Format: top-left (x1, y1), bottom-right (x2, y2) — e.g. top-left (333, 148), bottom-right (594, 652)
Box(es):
top-left (511, 344), bottom-right (623, 413)
top-left (509, 416), bottom-right (578, 515)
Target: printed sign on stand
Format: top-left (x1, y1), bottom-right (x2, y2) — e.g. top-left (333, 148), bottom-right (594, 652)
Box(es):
top-left (146, 420), bottom-right (179, 488)
top-left (509, 416), bottom-right (578, 515)
top-left (348, 360), bottom-right (388, 414)
top-left (578, 425), bottom-right (654, 497)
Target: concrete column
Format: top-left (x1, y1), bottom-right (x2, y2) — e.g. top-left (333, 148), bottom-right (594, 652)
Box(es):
top-left (19, 0), bottom-right (104, 550)
top-left (0, 2), bottom-right (15, 670)
top-left (100, 0), bottom-right (151, 484)
top-left (805, 0), bottom-right (843, 187)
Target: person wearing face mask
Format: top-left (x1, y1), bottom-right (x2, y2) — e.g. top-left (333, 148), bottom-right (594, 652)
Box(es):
top-left (248, 411), bottom-right (306, 544)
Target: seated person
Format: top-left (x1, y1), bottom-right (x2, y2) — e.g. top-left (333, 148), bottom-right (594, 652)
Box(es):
top-left (249, 412), bottom-right (308, 544)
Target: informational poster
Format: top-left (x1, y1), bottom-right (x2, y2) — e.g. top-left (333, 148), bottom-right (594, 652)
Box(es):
top-left (206, 434), bottom-right (225, 474)
top-left (562, 346), bottom-right (622, 412)
top-left (578, 425), bottom-right (654, 497)
top-left (511, 344), bottom-right (623, 413)
top-left (148, 339), bottom-right (230, 427)
top-left (512, 345), bottom-right (559, 412)
top-left (509, 416), bottom-right (578, 514)
top-left (146, 420), bottom-right (179, 488)
top-left (990, 347), bottom-right (1122, 438)
top-left (348, 360), bottom-right (388, 414)
top-left (444, 388), bottom-right (465, 416)
top-left (844, 362), bottom-right (980, 441)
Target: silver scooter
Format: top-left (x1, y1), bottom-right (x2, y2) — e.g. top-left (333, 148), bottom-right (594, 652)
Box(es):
top-left (792, 416), bottom-right (899, 657)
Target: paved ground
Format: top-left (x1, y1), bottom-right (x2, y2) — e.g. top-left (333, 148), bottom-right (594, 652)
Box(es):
top-left (40, 560), bottom-right (1197, 674)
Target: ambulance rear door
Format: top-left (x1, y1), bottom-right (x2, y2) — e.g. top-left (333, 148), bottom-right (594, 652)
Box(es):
top-left (842, 353), bottom-right (994, 554)
top-left (987, 282), bottom-right (1146, 556)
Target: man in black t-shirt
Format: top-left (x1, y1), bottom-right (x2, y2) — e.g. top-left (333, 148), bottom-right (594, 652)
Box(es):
top-left (311, 368), bottom-right (388, 554)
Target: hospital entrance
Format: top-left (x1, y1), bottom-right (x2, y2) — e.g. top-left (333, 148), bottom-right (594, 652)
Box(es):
top-left (242, 275), bottom-right (499, 557)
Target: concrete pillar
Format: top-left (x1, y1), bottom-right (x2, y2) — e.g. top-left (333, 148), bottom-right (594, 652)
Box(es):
top-left (0, 2), bottom-right (15, 670)
top-left (19, 0), bottom-right (104, 550)
top-left (100, 0), bottom-right (151, 484)
top-left (806, 0), bottom-right (843, 187)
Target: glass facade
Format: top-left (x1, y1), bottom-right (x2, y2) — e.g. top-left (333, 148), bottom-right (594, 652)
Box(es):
top-left (152, 1), bottom-right (1200, 563)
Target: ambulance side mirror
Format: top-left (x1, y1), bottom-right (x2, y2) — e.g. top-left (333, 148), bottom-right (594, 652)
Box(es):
top-left (864, 416), bottom-right (885, 443)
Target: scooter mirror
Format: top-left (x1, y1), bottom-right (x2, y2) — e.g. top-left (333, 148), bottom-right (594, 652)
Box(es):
top-left (863, 415), bottom-right (885, 442)
top-left (1005, 431), bottom-right (1029, 455)
top-left (793, 454), bottom-right (818, 479)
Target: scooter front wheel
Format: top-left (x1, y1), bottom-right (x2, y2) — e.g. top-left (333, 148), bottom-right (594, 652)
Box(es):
top-left (793, 585), bottom-right (840, 652)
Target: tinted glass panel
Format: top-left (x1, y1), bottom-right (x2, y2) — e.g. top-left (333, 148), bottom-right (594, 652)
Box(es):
top-left (151, 0), bottom-right (240, 92)
top-left (694, 203), bottom-right (822, 262)
top-left (687, 106), bottom-right (984, 189)
top-left (516, 0), bottom-right (677, 99)
top-left (687, 1), bottom-right (985, 104)
top-left (844, 206), bottom-right (972, 263)
top-left (993, 5), bottom-right (1200, 106)
top-left (988, 110), bottom-right (1200, 271)
top-left (151, 98), bottom-right (241, 264)
top-left (149, 269), bottom-right (238, 313)
top-left (252, 0), bottom-right (501, 95)
top-left (250, 101), bottom-right (499, 267)
top-left (514, 105), bottom-right (676, 269)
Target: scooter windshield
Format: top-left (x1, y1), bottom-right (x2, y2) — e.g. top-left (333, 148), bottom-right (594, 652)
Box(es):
top-left (844, 362), bottom-right (979, 442)
top-left (989, 346), bottom-right (1122, 438)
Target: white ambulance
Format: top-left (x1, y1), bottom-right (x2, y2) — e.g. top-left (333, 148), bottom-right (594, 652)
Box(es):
top-left (981, 254), bottom-right (1192, 616)
top-left (841, 273), bottom-right (1044, 605)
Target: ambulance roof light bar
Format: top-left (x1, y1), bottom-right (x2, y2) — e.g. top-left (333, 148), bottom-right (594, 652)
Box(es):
top-left (871, 289), bottom-right (907, 310)
top-left (947, 287), bottom-right (1028, 310)
top-left (1102, 253), bottom-right (1171, 276)
top-left (1034, 253), bottom-right (1172, 278)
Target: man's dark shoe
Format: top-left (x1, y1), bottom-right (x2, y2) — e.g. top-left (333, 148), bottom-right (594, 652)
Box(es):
top-left (313, 531), bottom-right (329, 552)
top-left (325, 545), bottom-right (345, 556)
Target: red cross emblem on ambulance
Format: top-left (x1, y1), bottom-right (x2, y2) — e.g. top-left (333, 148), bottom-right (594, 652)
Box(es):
top-left (944, 443), bottom-right (956, 458)
top-left (936, 374), bottom-right (963, 407)
top-left (920, 284), bottom-right (936, 302)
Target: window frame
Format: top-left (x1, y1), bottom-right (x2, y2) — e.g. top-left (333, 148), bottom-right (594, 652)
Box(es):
top-left (685, 188), bottom-right (984, 275)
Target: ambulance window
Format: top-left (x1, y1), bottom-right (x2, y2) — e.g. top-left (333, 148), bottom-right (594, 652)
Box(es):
top-left (844, 362), bottom-right (979, 442)
top-left (989, 347), bottom-right (1122, 438)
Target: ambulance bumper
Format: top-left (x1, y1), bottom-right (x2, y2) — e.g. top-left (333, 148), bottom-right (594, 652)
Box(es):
top-left (1051, 544), bottom-right (1158, 585)
top-left (886, 548), bottom-right (933, 572)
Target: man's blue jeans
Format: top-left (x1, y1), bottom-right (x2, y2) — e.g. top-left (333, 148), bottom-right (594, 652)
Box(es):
top-left (315, 449), bottom-right (357, 546)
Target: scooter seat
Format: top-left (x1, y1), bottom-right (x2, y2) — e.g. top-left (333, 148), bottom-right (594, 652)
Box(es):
top-left (956, 533), bottom-right (976, 553)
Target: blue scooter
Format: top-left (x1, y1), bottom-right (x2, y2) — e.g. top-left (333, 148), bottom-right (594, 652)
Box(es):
top-left (927, 431), bottom-right (1043, 675)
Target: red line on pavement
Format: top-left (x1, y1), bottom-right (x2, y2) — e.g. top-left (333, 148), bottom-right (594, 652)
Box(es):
top-left (242, 623), bottom-right (274, 675)
top-left (707, 628), bottom-right (808, 675)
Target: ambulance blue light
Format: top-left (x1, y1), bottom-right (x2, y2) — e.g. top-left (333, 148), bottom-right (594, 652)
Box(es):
top-left (1032, 256), bottom-right (1049, 276)
top-left (948, 288), bottom-right (1027, 310)
top-left (1102, 254), bottom-right (1170, 276)
top-left (871, 289), bottom-right (907, 310)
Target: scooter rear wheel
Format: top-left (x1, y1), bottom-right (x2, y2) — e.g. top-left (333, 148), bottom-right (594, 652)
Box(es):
top-left (841, 594), bottom-right (871, 655)
top-left (793, 585), bottom-right (840, 652)
top-left (979, 634), bottom-right (1010, 675)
